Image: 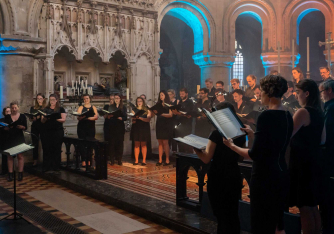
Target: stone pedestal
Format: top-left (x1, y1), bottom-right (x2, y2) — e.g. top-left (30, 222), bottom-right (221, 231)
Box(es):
top-left (193, 53), bottom-right (234, 87)
top-left (0, 55), bottom-right (35, 112)
top-left (261, 52), bottom-right (300, 80)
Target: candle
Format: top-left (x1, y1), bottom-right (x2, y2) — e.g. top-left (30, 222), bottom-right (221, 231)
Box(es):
top-left (292, 39), bottom-right (295, 68)
top-left (86, 80), bottom-right (88, 89)
top-left (75, 81), bottom-right (78, 89)
top-left (307, 37), bottom-right (310, 72)
top-left (126, 88), bottom-right (129, 100)
top-left (60, 86), bottom-right (63, 99)
top-left (72, 80), bottom-right (74, 88)
top-left (197, 85), bottom-right (200, 94)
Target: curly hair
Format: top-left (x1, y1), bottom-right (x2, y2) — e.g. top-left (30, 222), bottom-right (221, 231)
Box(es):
top-left (260, 75), bottom-right (288, 98)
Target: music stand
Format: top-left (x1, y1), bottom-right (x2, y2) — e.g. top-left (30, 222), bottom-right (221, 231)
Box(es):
top-left (0, 143), bottom-right (34, 223)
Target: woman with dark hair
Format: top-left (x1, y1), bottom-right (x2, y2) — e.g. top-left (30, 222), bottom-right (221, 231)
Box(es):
top-left (224, 75), bottom-right (293, 234)
top-left (111, 93), bottom-right (127, 165)
top-left (194, 101), bottom-right (245, 234)
top-left (0, 107), bottom-right (10, 175)
top-left (41, 94), bottom-right (66, 172)
top-left (131, 97), bottom-right (151, 166)
top-left (155, 90), bottom-right (173, 166)
top-left (29, 93), bottom-right (47, 166)
top-left (76, 94), bottom-right (98, 167)
top-left (292, 67), bottom-right (305, 84)
top-left (289, 79), bottom-right (326, 234)
top-left (3, 101), bottom-right (27, 182)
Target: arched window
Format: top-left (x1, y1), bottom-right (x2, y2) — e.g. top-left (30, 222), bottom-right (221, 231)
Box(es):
top-left (233, 40), bottom-right (243, 85)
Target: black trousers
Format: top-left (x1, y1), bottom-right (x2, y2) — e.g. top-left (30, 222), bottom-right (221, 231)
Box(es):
top-left (106, 136), bottom-right (124, 163)
top-left (41, 129), bottom-right (64, 171)
top-left (1, 154), bottom-right (7, 174)
top-left (31, 125), bottom-right (41, 160)
top-left (207, 177), bottom-right (241, 234)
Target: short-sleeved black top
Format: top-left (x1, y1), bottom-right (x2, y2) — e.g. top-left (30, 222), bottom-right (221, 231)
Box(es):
top-left (42, 107), bottom-right (65, 131)
top-left (208, 130), bottom-right (246, 179)
top-left (248, 110), bottom-right (293, 177)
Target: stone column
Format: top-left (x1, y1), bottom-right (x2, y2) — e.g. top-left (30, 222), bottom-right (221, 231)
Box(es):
top-left (0, 55), bottom-right (35, 112)
top-left (193, 53), bottom-right (234, 88)
top-left (44, 57), bottom-right (54, 98)
top-left (261, 52), bottom-right (300, 80)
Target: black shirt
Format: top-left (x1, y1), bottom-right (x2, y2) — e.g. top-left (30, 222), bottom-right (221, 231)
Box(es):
top-left (42, 107), bottom-right (65, 131)
top-left (244, 85), bottom-right (260, 99)
top-left (249, 110), bottom-right (293, 176)
top-left (324, 99), bottom-right (334, 175)
top-left (282, 94), bottom-right (297, 104)
top-left (233, 101), bottom-right (253, 114)
top-left (179, 98), bottom-right (194, 125)
top-left (208, 130), bottom-right (246, 179)
top-left (208, 87), bottom-right (216, 100)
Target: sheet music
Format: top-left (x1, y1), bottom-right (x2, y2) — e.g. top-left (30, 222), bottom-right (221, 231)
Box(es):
top-left (174, 134), bottom-right (208, 150)
top-left (3, 143), bottom-right (34, 156)
top-left (210, 108), bottom-right (244, 139)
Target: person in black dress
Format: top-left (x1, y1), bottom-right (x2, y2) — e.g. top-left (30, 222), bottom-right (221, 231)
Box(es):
top-left (173, 88), bottom-right (194, 153)
top-left (103, 94), bottom-right (116, 165)
top-left (195, 88), bottom-right (212, 138)
top-left (224, 75), bottom-right (293, 234)
top-left (194, 102), bottom-right (245, 234)
top-left (29, 93), bottom-right (46, 166)
top-left (111, 93), bottom-right (127, 165)
top-left (0, 107), bottom-right (10, 175)
top-left (76, 94), bottom-right (98, 167)
top-left (3, 101), bottom-right (27, 182)
top-left (154, 90), bottom-right (173, 166)
top-left (41, 94), bottom-right (66, 172)
top-left (289, 79), bottom-right (326, 234)
top-left (131, 97), bottom-right (151, 166)
top-left (168, 89), bottom-right (179, 153)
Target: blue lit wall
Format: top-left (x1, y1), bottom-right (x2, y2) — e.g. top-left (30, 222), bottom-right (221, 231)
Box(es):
top-left (167, 8), bottom-right (203, 53)
top-left (0, 55), bottom-right (3, 108)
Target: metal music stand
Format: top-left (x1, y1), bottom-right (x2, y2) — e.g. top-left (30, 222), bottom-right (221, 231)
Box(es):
top-left (0, 143), bottom-right (34, 223)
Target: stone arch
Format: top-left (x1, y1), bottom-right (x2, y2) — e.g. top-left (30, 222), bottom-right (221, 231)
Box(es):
top-left (0, 0), bottom-right (15, 34)
top-left (223, 0), bottom-right (277, 54)
top-left (28, 0), bottom-right (44, 37)
top-left (109, 49), bottom-right (130, 62)
top-left (53, 44), bottom-right (78, 59)
top-left (282, 0), bottom-right (334, 50)
top-left (157, 0), bottom-right (216, 55)
top-left (135, 51), bottom-right (154, 64)
top-left (83, 46), bottom-right (104, 60)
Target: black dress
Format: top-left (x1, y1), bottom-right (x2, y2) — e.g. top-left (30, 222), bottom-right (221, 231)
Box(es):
top-left (0, 117), bottom-right (9, 174)
top-left (3, 114), bottom-right (27, 150)
top-left (30, 106), bottom-right (43, 160)
top-left (40, 107), bottom-right (65, 171)
top-left (131, 112), bottom-right (150, 142)
top-left (208, 130), bottom-right (245, 234)
top-left (248, 110), bottom-right (293, 233)
top-left (156, 103), bottom-right (173, 140)
top-left (77, 105), bottom-right (96, 140)
top-left (289, 107), bottom-right (324, 208)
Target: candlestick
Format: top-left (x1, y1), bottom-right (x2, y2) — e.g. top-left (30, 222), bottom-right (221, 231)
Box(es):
top-left (292, 39), bottom-right (295, 68)
top-left (75, 81), bottom-right (78, 89)
top-left (60, 86), bottom-right (63, 99)
top-left (86, 80), bottom-right (88, 89)
top-left (197, 85), bottom-right (200, 94)
top-left (72, 80), bottom-right (74, 88)
top-left (126, 88), bottom-right (129, 100)
top-left (278, 41), bottom-right (281, 74)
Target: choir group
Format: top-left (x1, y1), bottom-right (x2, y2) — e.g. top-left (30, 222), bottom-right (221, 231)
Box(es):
top-left (0, 66), bottom-right (333, 234)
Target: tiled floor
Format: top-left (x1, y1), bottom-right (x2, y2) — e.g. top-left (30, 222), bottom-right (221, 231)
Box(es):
top-left (0, 173), bottom-right (179, 234)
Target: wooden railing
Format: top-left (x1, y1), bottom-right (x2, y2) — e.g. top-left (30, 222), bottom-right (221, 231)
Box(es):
top-left (60, 136), bottom-right (108, 180)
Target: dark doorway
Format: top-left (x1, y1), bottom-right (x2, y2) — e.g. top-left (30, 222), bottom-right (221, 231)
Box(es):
top-left (298, 11), bottom-right (326, 82)
top-left (159, 15), bottom-right (200, 97)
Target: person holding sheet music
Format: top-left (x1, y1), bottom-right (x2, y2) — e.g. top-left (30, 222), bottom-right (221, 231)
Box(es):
top-left (223, 75), bottom-right (293, 234)
top-left (41, 94), bottom-right (66, 172)
top-left (111, 94), bottom-right (127, 165)
top-left (103, 94), bottom-right (116, 165)
top-left (173, 88), bottom-right (194, 153)
top-left (131, 97), bottom-right (151, 166)
top-left (154, 90), bottom-right (173, 166)
top-left (76, 94), bottom-right (98, 167)
top-left (194, 102), bottom-right (246, 234)
top-left (3, 101), bottom-right (27, 182)
top-left (0, 107), bottom-right (10, 176)
top-left (231, 89), bottom-right (253, 115)
top-left (29, 93), bottom-right (46, 167)
top-left (195, 88), bottom-right (212, 138)
top-left (289, 79), bottom-right (326, 234)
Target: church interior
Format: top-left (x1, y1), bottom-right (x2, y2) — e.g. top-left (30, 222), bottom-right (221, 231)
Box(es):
top-left (0, 0), bottom-right (333, 233)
